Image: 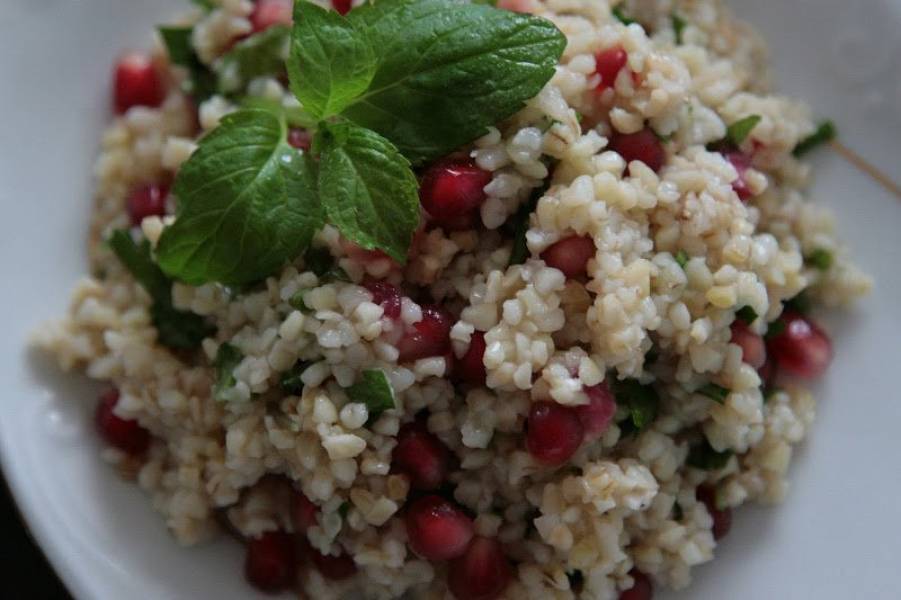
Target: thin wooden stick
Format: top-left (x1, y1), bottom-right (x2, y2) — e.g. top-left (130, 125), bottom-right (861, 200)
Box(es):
top-left (830, 140), bottom-right (901, 200)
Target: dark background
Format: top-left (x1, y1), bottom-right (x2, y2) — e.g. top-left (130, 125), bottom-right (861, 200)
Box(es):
top-left (1, 477), bottom-right (71, 599)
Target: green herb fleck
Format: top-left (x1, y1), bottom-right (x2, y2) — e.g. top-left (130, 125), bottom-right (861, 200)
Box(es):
top-left (217, 25), bottom-right (291, 94)
top-left (805, 248), bottom-right (833, 271)
top-left (687, 440), bottom-right (733, 470)
top-left (508, 185), bottom-right (546, 266)
top-left (158, 26), bottom-right (216, 101)
top-left (612, 379), bottom-right (659, 430)
top-left (612, 6), bottom-right (637, 25)
top-left (674, 249), bottom-right (689, 269)
top-left (672, 13), bottom-right (687, 44)
top-left (784, 290), bottom-right (812, 315)
top-left (727, 115), bottom-right (761, 147)
top-left (213, 343), bottom-right (244, 401)
top-left (793, 120), bottom-right (837, 157)
top-left (735, 305), bottom-right (758, 325)
top-left (764, 318), bottom-right (786, 340)
top-left (190, 0), bottom-right (214, 10)
top-left (280, 361), bottom-right (311, 395)
top-left (698, 383), bottom-right (729, 404)
top-left (289, 291), bottom-right (310, 312)
top-left (347, 369), bottom-right (397, 424)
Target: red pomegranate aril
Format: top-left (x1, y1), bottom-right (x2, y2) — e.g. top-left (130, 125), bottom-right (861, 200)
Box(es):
top-left (392, 421), bottom-right (451, 491)
top-left (541, 236), bottom-right (595, 279)
top-left (610, 129), bottom-right (666, 173)
top-left (730, 320), bottom-right (766, 370)
top-left (405, 495), bottom-right (474, 562)
top-left (396, 305), bottom-right (453, 362)
top-left (525, 401), bottom-right (584, 466)
top-left (766, 312), bottom-right (833, 379)
top-left (114, 52), bottom-right (165, 114)
top-left (419, 159), bottom-right (492, 230)
top-left (311, 549), bottom-right (357, 580)
top-left (456, 331), bottom-right (487, 386)
top-left (287, 128), bottom-right (312, 151)
top-left (250, 0), bottom-right (293, 33)
top-left (331, 0), bottom-right (353, 15)
top-left (594, 46), bottom-right (628, 91)
top-left (126, 183), bottom-right (169, 225)
top-left (697, 486), bottom-right (732, 540)
top-left (576, 382), bottom-right (617, 440)
top-left (244, 530), bottom-right (297, 593)
top-left (363, 279), bottom-right (402, 320)
top-left (95, 389), bottom-right (150, 455)
top-left (619, 570), bottom-right (653, 600)
top-left (447, 537), bottom-right (512, 600)
top-left (725, 151), bottom-right (753, 201)
top-left (291, 490), bottom-right (318, 534)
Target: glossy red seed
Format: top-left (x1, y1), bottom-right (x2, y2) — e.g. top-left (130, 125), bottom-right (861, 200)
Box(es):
top-left (114, 52), bottom-right (165, 114)
top-left (405, 495), bottom-right (474, 562)
top-left (730, 320), bottom-right (766, 370)
top-left (363, 279), bottom-right (402, 320)
top-left (331, 0), bottom-right (353, 15)
top-left (287, 128), bottom-right (312, 151)
top-left (126, 183), bottom-right (169, 226)
top-left (392, 421), bottom-right (451, 491)
top-left (396, 305), bottom-right (453, 363)
top-left (456, 331), bottom-right (487, 386)
top-left (310, 549), bottom-right (357, 580)
top-left (244, 530), bottom-right (297, 593)
top-left (576, 382), bottom-right (617, 440)
top-left (419, 159), bottom-right (492, 230)
top-left (250, 0), bottom-right (293, 33)
top-left (496, 0), bottom-right (533, 12)
top-left (610, 129), bottom-right (666, 173)
top-left (525, 401), bottom-right (584, 466)
top-left (594, 46), bottom-right (628, 91)
top-left (447, 537), bottom-right (512, 600)
top-left (541, 236), bottom-right (595, 279)
top-left (95, 389), bottom-right (150, 455)
top-left (697, 486), bottom-right (732, 541)
top-left (725, 151), bottom-right (753, 201)
top-left (619, 570), bottom-right (653, 600)
top-left (291, 490), bottom-right (318, 534)
top-left (766, 312), bottom-right (833, 379)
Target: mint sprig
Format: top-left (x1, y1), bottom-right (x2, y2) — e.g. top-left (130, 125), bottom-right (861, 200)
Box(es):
top-left (159, 26), bottom-right (217, 101)
top-left (347, 369), bottom-right (397, 423)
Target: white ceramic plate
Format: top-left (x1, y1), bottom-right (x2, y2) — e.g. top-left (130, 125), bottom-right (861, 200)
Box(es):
top-left (1, 1), bottom-right (899, 599)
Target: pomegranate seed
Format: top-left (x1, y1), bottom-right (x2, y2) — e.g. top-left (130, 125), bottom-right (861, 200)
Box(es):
top-left (287, 128), bottom-right (312, 151)
top-left (95, 389), bottom-right (150, 455)
top-left (244, 530), bottom-right (297, 593)
top-left (610, 129), bottom-right (666, 173)
top-left (363, 279), bottom-right (402, 320)
top-left (310, 549), bottom-right (357, 580)
top-left (396, 305), bottom-right (453, 363)
top-left (419, 159), bottom-right (492, 230)
top-left (619, 570), bottom-right (653, 600)
top-left (291, 490), bottom-right (318, 534)
top-left (405, 495), bottom-right (474, 562)
top-left (725, 151), bottom-right (753, 201)
top-left (331, 0), bottom-right (353, 15)
top-left (541, 236), bottom-right (595, 279)
top-left (730, 320), bottom-right (766, 370)
top-left (126, 183), bottom-right (169, 226)
top-left (576, 382), bottom-right (617, 440)
top-left (766, 312), bottom-right (832, 379)
top-left (113, 52), bottom-right (165, 114)
top-left (392, 421), bottom-right (451, 491)
top-left (447, 537), bottom-right (512, 600)
top-left (697, 486), bottom-right (732, 540)
top-left (525, 401), bottom-right (584, 466)
top-left (456, 331), bottom-right (487, 386)
top-left (594, 46), bottom-right (628, 91)
top-left (250, 0), bottom-right (293, 33)
top-left (496, 0), bottom-right (533, 12)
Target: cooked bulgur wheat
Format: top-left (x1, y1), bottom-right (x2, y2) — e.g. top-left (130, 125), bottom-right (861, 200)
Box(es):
top-left (34, 0), bottom-right (872, 598)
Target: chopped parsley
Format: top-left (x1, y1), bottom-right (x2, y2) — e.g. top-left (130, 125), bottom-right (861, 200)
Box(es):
top-left (726, 115), bottom-right (761, 146)
top-left (784, 290), bottom-right (812, 315)
top-left (347, 369), bottom-right (397, 424)
top-left (698, 383), bottom-right (729, 404)
top-left (671, 13), bottom-right (687, 44)
top-left (289, 291), bottom-right (310, 312)
top-left (213, 343), bottom-right (244, 402)
top-left (280, 361), bottom-right (311, 395)
top-left (793, 120), bottom-right (837, 157)
top-left (612, 6), bottom-right (637, 26)
top-left (805, 248), bottom-right (833, 271)
top-left (687, 440), bottom-right (733, 470)
top-left (674, 249), bottom-right (689, 269)
top-left (735, 305), bottom-right (758, 325)
top-left (612, 379), bottom-right (659, 431)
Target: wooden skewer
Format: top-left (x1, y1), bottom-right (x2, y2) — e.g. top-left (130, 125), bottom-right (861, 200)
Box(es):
top-left (830, 140), bottom-right (901, 200)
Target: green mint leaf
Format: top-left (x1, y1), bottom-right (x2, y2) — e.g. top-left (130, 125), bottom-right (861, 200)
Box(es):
top-left (157, 109), bottom-right (324, 286)
top-left (672, 13), bottom-right (687, 44)
top-left (342, 0), bottom-right (566, 163)
top-left (726, 115), bottom-right (761, 146)
top-left (158, 26), bottom-right (216, 101)
top-left (151, 304), bottom-right (215, 349)
top-left (216, 25), bottom-right (291, 94)
top-left (764, 318), bottom-right (786, 341)
top-left (347, 369), bottom-right (397, 423)
top-left (735, 305), bottom-right (758, 325)
top-left (784, 290), bottom-right (812, 315)
top-left (190, 0), bottom-right (214, 11)
top-left (805, 248), bottom-right (833, 271)
top-left (793, 120), bottom-right (836, 157)
top-left (317, 121), bottom-right (419, 263)
top-left (289, 291), bottom-right (310, 312)
top-left (611, 6), bottom-right (637, 25)
top-left (698, 383), bottom-right (729, 404)
top-left (213, 343), bottom-right (244, 401)
top-left (612, 379), bottom-right (659, 430)
top-left (239, 96), bottom-right (319, 129)
top-left (303, 246), bottom-right (335, 277)
top-left (674, 249), bottom-right (689, 269)
top-left (280, 361), bottom-right (311, 395)
top-left (687, 440), bottom-right (733, 470)
top-left (287, 1), bottom-right (377, 119)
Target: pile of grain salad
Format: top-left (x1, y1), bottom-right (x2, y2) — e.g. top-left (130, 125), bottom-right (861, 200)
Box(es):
top-left (35, 0), bottom-right (872, 598)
